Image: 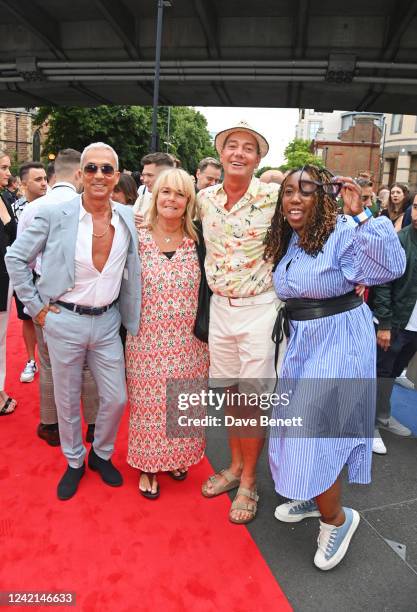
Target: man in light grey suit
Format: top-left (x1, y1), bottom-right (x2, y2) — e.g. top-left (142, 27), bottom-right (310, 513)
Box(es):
top-left (6, 142), bottom-right (141, 500)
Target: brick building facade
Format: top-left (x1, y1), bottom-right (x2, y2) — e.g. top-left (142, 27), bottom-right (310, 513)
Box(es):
top-left (0, 108), bottom-right (43, 163)
top-left (312, 113), bottom-right (383, 187)
top-left (382, 114), bottom-right (417, 192)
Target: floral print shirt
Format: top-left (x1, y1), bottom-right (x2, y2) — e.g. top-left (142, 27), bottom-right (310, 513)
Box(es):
top-left (197, 177), bottom-right (279, 297)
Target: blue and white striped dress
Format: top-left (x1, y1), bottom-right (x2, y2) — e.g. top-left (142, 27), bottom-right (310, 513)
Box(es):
top-left (269, 216), bottom-right (406, 500)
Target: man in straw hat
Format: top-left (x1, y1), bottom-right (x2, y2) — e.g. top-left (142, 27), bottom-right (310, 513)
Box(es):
top-left (197, 120), bottom-right (283, 524)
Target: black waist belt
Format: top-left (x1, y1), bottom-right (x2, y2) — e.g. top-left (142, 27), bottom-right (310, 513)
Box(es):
top-left (272, 290), bottom-right (363, 375)
top-left (55, 299), bottom-right (117, 316)
top-left (286, 290), bottom-right (363, 321)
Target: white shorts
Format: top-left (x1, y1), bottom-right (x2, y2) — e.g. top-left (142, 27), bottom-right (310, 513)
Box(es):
top-left (209, 292), bottom-right (285, 389)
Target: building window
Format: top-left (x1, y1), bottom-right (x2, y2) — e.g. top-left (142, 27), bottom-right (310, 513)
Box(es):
top-left (341, 115), bottom-right (353, 132)
top-left (391, 114), bottom-right (403, 134)
top-left (32, 129), bottom-right (41, 161)
top-left (308, 121), bottom-right (322, 140)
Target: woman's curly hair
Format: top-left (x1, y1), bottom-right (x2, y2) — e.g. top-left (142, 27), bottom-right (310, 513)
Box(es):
top-left (264, 164), bottom-right (339, 265)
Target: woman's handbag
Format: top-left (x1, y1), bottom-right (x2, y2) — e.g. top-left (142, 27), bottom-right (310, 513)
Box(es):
top-left (193, 221), bottom-right (211, 343)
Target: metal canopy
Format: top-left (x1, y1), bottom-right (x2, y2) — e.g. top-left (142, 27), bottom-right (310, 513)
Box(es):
top-left (1, 0), bottom-right (417, 112)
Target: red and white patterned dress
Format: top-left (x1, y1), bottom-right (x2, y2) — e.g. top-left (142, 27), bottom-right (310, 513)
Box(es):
top-left (126, 228), bottom-right (209, 472)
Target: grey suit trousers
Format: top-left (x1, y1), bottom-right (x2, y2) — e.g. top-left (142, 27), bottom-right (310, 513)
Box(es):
top-left (34, 321), bottom-right (99, 426)
top-left (44, 304), bottom-right (126, 468)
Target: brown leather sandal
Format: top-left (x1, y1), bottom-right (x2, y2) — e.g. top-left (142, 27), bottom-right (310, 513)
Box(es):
top-left (229, 486), bottom-right (259, 524)
top-left (201, 468), bottom-right (240, 498)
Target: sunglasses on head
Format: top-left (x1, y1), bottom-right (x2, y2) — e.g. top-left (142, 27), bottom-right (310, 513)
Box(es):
top-left (298, 165), bottom-right (343, 199)
top-left (83, 163), bottom-right (115, 176)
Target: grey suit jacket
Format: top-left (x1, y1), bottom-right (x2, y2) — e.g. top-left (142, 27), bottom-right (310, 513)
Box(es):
top-left (5, 195), bottom-right (141, 335)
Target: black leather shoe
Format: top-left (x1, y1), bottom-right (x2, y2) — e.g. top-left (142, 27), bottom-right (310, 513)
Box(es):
top-left (86, 424), bottom-right (95, 443)
top-left (88, 448), bottom-right (123, 487)
top-left (57, 464), bottom-right (85, 500)
top-left (37, 423), bottom-right (60, 447)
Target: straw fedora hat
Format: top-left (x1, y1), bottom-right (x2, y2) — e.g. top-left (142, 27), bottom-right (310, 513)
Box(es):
top-left (214, 120), bottom-right (269, 158)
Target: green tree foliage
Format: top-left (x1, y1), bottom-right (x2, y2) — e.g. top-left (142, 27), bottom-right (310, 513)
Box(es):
top-left (163, 107), bottom-right (216, 172)
top-left (34, 105), bottom-right (216, 172)
top-left (9, 151), bottom-right (20, 176)
top-left (34, 106), bottom-right (151, 170)
top-left (281, 138), bottom-right (324, 171)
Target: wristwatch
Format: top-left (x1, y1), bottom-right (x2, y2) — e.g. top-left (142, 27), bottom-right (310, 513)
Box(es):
top-left (352, 207), bottom-right (373, 224)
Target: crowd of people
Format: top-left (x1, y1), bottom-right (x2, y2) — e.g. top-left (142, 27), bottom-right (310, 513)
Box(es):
top-left (1, 119), bottom-right (416, 573)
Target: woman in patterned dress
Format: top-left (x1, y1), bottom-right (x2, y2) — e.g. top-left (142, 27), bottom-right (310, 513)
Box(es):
top-left (264, 166), bottom-right (405, 570)
top-left (126, 168), bottom-right (209, 498)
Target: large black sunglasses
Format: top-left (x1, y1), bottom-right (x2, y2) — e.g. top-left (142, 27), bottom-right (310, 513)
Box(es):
top-left (83, 163), bottom-right (115, 177)
top-left (298, 165), bottom-right (343, 199)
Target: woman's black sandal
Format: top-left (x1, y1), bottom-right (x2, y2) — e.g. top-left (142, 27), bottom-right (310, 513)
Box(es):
top-left (139, 472), bottom-right (160, 499)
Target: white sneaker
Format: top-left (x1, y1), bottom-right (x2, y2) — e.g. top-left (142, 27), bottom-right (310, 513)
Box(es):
top-left (20, 360), bottom-right (38, 383)
top-left (377, 416), bottom-right (411, 437)
top-left (395, 371), bottom-right (415, 390)
top-left (275, 499), bottom-right (321, 523)
top-left (314, 507), bottom-right (360, 571)
top-left (372, 429), bottom-right (387, 455)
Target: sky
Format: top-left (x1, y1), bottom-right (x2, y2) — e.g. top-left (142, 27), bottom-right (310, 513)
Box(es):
top-left (195, 107), bottom-right (299, 167)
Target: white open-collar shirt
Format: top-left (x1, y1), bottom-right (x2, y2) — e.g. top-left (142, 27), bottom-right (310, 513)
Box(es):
top-left (59, 198), bottom-right (130, 307)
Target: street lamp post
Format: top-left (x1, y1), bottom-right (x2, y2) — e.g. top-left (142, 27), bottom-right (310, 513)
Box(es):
top-left (151, 1), bottom-right (172, 152)
top-left (165, 106), bottom-right (171, 152)
top-left (15, 112), bottom-right (19, 163)
top-left (378, 115), bottom-right (387, 188)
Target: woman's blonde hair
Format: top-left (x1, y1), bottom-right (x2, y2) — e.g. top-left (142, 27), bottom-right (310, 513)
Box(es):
top-left (148, 168), bottom-right (198, 242)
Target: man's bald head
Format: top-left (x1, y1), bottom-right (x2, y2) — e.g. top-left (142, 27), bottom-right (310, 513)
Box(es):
top-left (259, 169), bottom-right (284, 185)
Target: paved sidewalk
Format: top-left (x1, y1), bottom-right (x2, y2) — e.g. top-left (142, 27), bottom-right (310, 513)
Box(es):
top-left (206, 384), bottom-right (417, 611)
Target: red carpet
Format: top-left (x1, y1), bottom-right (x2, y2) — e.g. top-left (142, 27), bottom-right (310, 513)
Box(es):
top-left (0, 308), bottom-right (291, 612)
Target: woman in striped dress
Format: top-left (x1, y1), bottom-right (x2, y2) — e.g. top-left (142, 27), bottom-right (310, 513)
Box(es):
top-left (264, 165), bottom-right (405, 571)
